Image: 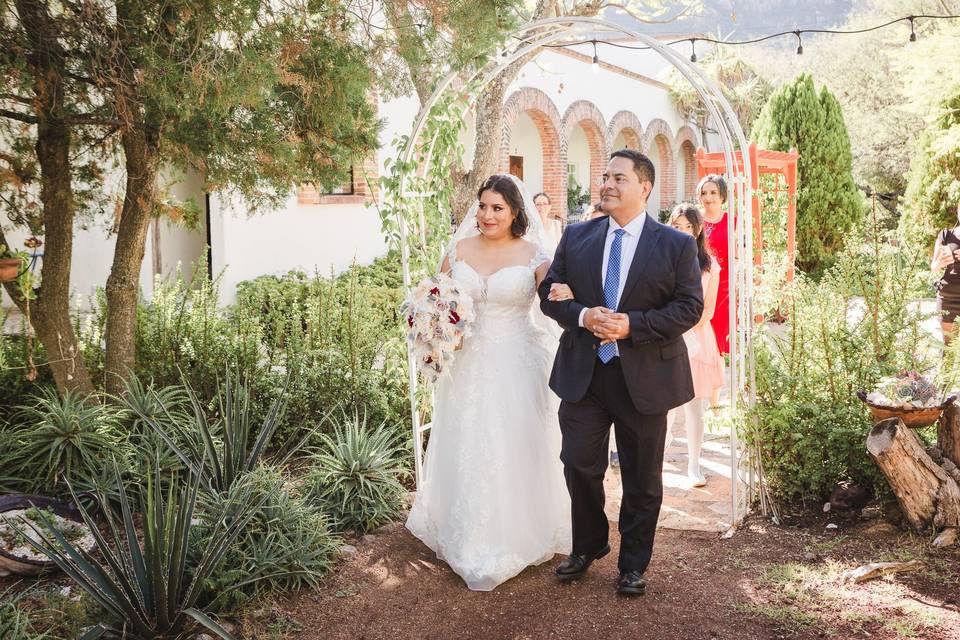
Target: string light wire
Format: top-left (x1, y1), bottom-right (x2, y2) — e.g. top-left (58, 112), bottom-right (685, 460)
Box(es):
top-left (532, 13), bottom-right (959, 57)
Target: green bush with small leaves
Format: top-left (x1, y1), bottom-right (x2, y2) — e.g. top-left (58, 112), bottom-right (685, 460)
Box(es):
top-left (748, 220), bottom-right (933, 505)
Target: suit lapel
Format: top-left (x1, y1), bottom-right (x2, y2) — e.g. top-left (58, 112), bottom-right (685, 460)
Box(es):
top-left (618, 214), bottom-right (661, 310)
top-left (583, 217), bottom-right (609, 305)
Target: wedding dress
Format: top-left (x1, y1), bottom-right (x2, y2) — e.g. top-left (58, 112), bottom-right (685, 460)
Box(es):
top-left (405, 176), bottom-right (571, 591)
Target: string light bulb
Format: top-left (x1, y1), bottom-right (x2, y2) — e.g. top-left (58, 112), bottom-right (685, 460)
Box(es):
top-left (794, 30), bottom-right (803, 55)
top-left (689, 38), bottom-right (697, 62)
top-left (908, 16), bottom-right (917, 41)
top-left (591, 40), bottom-right (600, 74)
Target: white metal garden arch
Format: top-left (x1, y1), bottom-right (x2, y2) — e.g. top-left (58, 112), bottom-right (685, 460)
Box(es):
top-left (394, 16), bottom-right (757, 526)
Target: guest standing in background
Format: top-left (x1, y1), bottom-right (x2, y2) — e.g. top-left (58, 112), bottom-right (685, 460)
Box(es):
top-left (932, 201), bottom-right (960, 346)
top-left (534, 192), bottom-right (564, 252)
top-left (698, 174), bottom-right (733, 409)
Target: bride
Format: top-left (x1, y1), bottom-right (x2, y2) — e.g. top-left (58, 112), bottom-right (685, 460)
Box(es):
top-left (405, 174), bottom-right (571, 591)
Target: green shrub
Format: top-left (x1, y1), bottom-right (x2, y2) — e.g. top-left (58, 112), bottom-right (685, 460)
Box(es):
top-left (198, 465), bottom-right (338, 609)
top-left (135, 261), bottom-right (265, 402)
top-left (234, 259), bottom-right (408, 447)
top-left (0, 326), bottom-right (54, 425)
top-left (748, 221), bottom-right (932, 505)
top-left (302, 412), bottom-right (409, 533)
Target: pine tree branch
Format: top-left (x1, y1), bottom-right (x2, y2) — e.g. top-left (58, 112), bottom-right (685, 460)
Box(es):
top-left (2, 93), bottom-right (33, 105)
top-left (0, 108), bottom-right (38, 124)
top-left (63, 114), bottom-right (128, 127)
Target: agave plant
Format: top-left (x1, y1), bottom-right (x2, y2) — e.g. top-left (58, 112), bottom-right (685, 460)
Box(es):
top-left (197, 465), bottom-right (338, 608)
top-left (135, 368), bottom-right (325, 493)
top-left (18, 461), bottom-right (262, 640)
top-left (6, 388), bottom-right (126, 491)
top-left (114, 375), bottom-right (196, 477)
top-left (303, 412), bottom-right (409, 533)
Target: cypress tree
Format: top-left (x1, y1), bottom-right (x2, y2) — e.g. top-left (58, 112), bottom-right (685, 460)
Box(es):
top-left (900, 89), bottom-right (960, 250)
top-left (754, 74), bottom-right (865, 276)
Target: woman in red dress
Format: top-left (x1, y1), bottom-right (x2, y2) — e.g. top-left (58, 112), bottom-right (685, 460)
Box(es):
top-left (698, 175), bottom-right (732, 408)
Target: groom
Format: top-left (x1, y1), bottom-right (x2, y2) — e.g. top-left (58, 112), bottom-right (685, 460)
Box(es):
top-left (538, 149), bottom-right (703, 596)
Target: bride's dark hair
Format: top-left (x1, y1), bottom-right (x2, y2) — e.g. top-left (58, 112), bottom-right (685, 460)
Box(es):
top-left (477, 174), bottom-right (529, 238)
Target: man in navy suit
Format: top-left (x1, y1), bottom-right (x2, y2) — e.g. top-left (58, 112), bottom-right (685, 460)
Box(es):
top-left (538, 149), bottom-right (703, 595)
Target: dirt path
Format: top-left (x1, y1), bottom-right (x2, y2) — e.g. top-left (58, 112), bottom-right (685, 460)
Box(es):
top-left (277, 514), bottom-right (960, 640)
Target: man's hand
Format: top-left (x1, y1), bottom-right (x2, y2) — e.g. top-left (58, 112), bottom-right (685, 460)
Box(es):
top-left (594, 311), bottom-right (630, 344)
top-left (584, 307), bottom-right (630, 343)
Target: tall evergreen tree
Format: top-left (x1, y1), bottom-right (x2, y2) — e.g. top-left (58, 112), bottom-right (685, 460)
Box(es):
top-left (754, 73), bottom-right (865, 276)
top-left (899, 88), bottom-right (960, 250)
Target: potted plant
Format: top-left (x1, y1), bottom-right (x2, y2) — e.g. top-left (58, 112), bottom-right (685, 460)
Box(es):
top-left (0, 244), bottom-right (25, 283)
top-left (857, 370), bottom-right (956, 428)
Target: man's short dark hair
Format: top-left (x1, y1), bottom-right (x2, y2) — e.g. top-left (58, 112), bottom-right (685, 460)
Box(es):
top-left (609, 149), bottom-right (655, 187)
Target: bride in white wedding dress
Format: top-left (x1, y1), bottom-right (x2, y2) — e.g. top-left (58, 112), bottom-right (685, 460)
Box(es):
top-left (405, 174), bottom-right (571, 591)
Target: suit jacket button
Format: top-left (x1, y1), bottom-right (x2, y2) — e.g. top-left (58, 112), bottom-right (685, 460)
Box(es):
top-left (592, 345), bottom-right (597, 350)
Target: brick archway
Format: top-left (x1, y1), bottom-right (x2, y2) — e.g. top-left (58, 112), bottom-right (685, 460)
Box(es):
top-left (642, 118), bottom-right (675, 213)
top-left (560, 100), bottom-right (608, 206)
top-left (675, 126), bottom-right (699, 201)
top-left (500, 87), bottom-right (563, 217)
top-left (607, 111), bottom-right (644, 151)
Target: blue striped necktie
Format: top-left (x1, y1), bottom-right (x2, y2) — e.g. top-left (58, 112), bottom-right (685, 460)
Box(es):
top-left (598, 228), bottom-right (625, 363)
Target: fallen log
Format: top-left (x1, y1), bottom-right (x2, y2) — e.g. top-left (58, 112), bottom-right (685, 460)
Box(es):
top-left (866, 418), bottom-right (960, 532)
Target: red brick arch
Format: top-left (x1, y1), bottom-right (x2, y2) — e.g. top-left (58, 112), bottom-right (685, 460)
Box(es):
top-left (675, 126), bottom-right (699, 201)
top-left (500, 87), bottom-right (563, 216)
top-left (560, 100), bottom-right (608, 206)
top-left (607, 111), bottom-right (644, 151)
top-left (642, 118), bottom-right (676, 212)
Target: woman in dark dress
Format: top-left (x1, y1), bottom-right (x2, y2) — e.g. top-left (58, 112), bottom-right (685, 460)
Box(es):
top-left (932, 201), bottom-right (960, 345)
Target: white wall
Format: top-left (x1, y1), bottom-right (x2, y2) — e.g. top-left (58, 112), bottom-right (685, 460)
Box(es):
top-left (2, 168), bottom-right (206, 316)
top-left (508, 113), bottom-right (544, 193)
top-left (567, 126), bottom-right (591, 194)
top-left (209, 192), bottom-right (386, 306)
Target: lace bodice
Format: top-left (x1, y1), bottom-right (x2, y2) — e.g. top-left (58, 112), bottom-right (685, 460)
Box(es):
top-left (447, 241), bottom-right (550, 326)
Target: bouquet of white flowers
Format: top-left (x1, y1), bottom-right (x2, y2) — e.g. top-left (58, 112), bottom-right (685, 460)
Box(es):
top-left (401, 273), bottom-right (476, 383)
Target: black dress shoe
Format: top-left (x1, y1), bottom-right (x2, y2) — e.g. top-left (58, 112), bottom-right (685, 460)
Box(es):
top-left (616, 570), bottom-right (647, 596)
top-left (555, 543), bottom-right (611, 581)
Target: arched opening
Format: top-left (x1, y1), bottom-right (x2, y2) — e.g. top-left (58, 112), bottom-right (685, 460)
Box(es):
top-left (561, 101), bottom-right (607, 211)
top-left (649, 133), bottom-right (674, 216)
top-left (501, 88), bottom-right (564, 217)
top-left (679, 140), bottom-right (697, 201)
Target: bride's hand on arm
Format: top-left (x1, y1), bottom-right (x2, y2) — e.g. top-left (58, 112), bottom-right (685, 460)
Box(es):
top-left (547, 283), bottom-right (575, 302)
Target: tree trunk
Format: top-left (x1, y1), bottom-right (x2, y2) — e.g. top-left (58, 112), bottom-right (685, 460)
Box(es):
top-left (449, 1), bottom-right (558, 222)
top-left (867, 418), bottom-right (960, 532)
top-left (939, 400), bottom-right (960, 467)
top-left (103, 129), bottom-right (158, 396)
top-left (7, 0), bottom-right (95, 396)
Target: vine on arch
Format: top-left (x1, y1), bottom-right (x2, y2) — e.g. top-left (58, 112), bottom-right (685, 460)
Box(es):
top-left (379, 80), bottom-right (484, 283)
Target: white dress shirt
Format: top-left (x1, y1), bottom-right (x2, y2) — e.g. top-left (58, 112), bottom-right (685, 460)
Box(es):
top-left (578, 212), bottom-right (647, 356)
